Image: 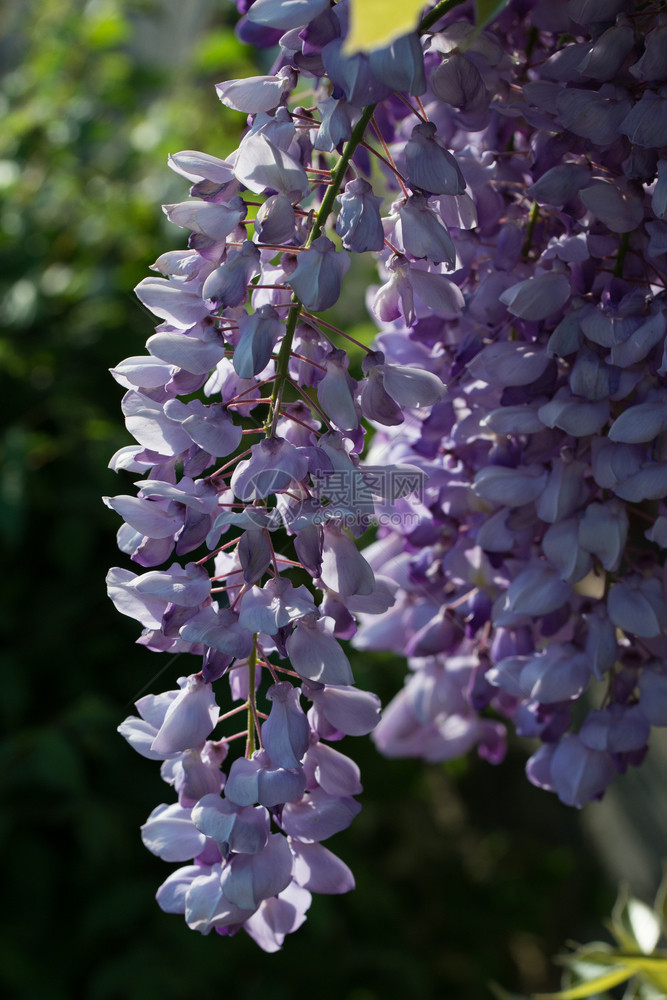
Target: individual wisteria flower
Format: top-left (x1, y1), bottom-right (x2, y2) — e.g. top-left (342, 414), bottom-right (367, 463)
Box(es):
top-left (404, 122), bottom-right (466, 196)
top-left (108, 0), bottom-right (667, 952)
top-left (286, 235), bottom-right (351, 312)
top-left (336, 179), bottom-right (385, 252)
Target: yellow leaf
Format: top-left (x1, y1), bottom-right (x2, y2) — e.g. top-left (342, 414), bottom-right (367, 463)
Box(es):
top-left (616, 954), bottom-right (667, 990)
top-left (533, 964), bottom-right (634, 1000)
top-left (344, 0), bottom-right (426, 54)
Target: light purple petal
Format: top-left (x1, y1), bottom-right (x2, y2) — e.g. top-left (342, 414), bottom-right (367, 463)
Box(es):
top-left (179, 606), bottom-right (254, 659)
top-left (500, 564), bottom-right (571, 619)
top-left (141, 802), bottom-right (206, 861)
top-left (286, 616), bottom-right (354, 685)
top-left (147, 330), bottom-right (227, 375)
top-left (247, 0), bottom-right (329, 30)
top-left (220, 834), bottom-right (294, 909)
top-left (133, 562), bottom-right (211, 606)
top-left (156, 865), bottom-right (202, 914)
top-left (307, 742), bottom-right (362, 796)
top-left (134, 277), bottom-right (209, 329)
top-left (243, 882), bottom-right (311, 953)
top-left (307, 684), bottom-right (381, 736)
top-left (234, 132), bottom-right (310, 201)
top-left (106, 566), bottom-right (166, 629)
top-left (466, 342), bottom-right (550, 386)
top-left (618, 92), bottom-right (667, 148)
top-left (580, 180), bottom-right (644, 233)
top-left (216, 75), bottom-right (287, 114)
top-left (151, 675), bottom-right (219, 755)
top-left (103, 495), bottom-right (181, 540)
top-left (550, 735), bottom-right (615, 808)
top-left (168, 150), bottom-right (235, 185)
top-left (499, 272), bottom-right (571, 321)
top-left (121, 391), bottom-right (192, 455)
top-left (281, 789), bottom-right (361, 843)
top-left (261, 682), bottom-right (311, 770)
top-left (289, 839), bottom-right (355, 894)
top-left (473, 465), bottom-right (547, 506)
top-left (320, 526), bottom-right (375, 596)
top-left (162, 198), bottom-right (246, 241)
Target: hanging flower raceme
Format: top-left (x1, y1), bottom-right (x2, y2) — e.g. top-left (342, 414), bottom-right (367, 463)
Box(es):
top-left (107, 0), bottom-right (667, 951)
top-left (353, 0), bottom-right (667, 814)
top-left (107, 0), bottom-right (460, 950)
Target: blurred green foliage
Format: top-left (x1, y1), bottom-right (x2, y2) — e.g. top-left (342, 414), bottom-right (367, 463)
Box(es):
top-left (494, 878), bottom-right (667, 999)
top-left (0, 0), bottom-right (255, 543)
top-left (0, 3), bottom-right (612, 998)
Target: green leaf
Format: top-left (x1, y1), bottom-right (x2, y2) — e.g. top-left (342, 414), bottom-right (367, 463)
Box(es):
top-left (534, 965), bottom-right (635, 999)
top-left (558, 951), bottom-right (667, 993)
top-left (345, 0), bottom-right (426, 53)
top-left (473, 0), bottom-right (511, 30)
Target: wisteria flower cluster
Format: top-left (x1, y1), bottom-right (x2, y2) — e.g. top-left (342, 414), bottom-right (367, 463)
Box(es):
top-left (107, 0), bottom-right (667, 949)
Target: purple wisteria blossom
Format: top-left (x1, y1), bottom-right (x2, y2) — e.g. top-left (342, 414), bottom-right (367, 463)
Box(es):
top-left (108, 0), bottom-right (667, 951)
top-left (352, 0), bottom-right (667, 816)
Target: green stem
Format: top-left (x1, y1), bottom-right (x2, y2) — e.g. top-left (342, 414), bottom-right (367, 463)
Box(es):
top-left (419, 0), bottom-right (466, 34)
top-left (262, 0), bottom-right (465, 438)
top-left (521, 200), bottom-right (539, 258)
top-left (265, 104), bottom-right (379, 435)
top-left (245, 635), bottom-right (258, 758)
top-left (614, 231), bottom-right (630, 278)
top-left (308, 102), bottom-right (377, 246)
top-left (265, 298), bottom-right (301, 436)
top-left (524, 24), bottom-right (539, 61)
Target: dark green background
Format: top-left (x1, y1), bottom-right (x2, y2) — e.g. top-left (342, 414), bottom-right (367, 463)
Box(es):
top-left (0, 3), bottom-right (619, 997)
